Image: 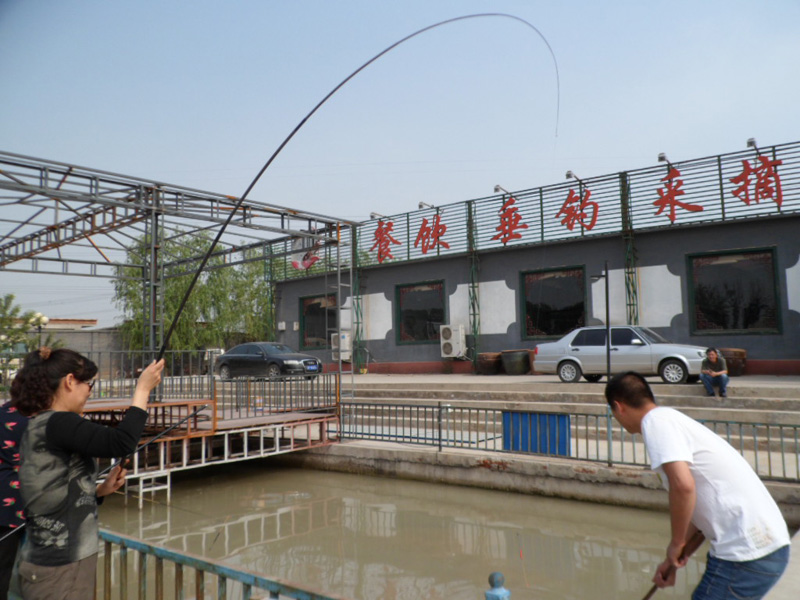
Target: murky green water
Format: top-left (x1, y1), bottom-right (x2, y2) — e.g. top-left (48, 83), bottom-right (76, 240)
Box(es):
top-left (99, 463), bottom-right (703, 599)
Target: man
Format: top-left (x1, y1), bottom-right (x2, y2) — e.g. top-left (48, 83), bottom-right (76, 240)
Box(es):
top-left (700, 348), bottom-right (729, 398)
top-left (605, 372), bottom-right (790, 599)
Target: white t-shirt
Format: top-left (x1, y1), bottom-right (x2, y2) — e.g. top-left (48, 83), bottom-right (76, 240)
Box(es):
top-left (641, 406), bottom-right (790, 561)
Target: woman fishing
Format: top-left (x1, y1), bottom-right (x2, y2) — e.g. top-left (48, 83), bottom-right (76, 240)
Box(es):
top-left (9, 347), bottom-right (164, 600)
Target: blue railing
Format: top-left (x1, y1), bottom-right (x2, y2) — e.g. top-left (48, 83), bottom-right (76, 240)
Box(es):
top-left (97, 529), bottom-right (350, 600)
top-left (337, 402), bottom-right (800, 482)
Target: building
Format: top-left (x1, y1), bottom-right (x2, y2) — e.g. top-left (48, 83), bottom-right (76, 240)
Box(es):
top-left (273, 140), bottom-right (800, 375)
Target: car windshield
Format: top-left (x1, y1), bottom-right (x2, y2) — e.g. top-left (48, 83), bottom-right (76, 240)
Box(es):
top-left (636, 327), bottom-right (671, 344)
top-left (260, 344), bottom-right (295, 355)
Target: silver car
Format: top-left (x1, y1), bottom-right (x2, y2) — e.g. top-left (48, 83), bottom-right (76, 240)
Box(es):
top-left (533, 326), bottom-right (707, 384)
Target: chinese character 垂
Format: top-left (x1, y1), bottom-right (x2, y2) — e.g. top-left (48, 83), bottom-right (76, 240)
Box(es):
top-left (492, 196), bottom-right (528, 245)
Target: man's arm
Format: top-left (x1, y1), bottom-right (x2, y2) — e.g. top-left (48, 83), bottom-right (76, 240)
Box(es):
top-left (652, 460), bottom-right (696, 588)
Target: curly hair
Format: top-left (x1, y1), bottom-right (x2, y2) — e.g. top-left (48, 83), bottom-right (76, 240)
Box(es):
top-left (10, 348), bottom-right (98, 416)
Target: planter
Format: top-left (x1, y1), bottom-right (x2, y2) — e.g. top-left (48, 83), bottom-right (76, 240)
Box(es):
top-left (501, 350), bottom-right (531, 375)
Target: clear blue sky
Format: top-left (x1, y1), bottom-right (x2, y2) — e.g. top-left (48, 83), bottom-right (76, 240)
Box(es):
top-left (1, 0), bottom-right (798, 327)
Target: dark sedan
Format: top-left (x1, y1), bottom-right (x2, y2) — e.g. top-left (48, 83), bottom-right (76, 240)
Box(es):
top-left (215, 342), bottom-right (322, 379)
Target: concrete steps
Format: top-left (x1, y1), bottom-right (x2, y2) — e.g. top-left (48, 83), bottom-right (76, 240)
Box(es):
top-left (341, 377), bottom-right (800, 426)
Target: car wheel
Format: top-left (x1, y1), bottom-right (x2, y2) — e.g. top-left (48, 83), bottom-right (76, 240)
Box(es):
top-left (267, 364), bottom-right (282, 379)
top-left (219, 365), bottom-right (231, 380)
top-left (660, 359), bottom-right (688, 384)
top-left (584, 374), bottom-right (603, 383)
top-left (558, 361), bottom-right (582, 383)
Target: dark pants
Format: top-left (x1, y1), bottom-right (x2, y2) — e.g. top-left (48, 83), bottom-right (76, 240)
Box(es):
top-left (0, 526), bottom-right (22, 599)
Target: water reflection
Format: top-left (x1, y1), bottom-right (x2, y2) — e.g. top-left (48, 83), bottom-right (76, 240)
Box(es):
top-left (100, 464), bottom-right (703, 599)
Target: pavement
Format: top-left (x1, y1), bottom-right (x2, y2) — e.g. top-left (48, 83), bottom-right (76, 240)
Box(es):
top-left (342, 372), bottom-right (800, 389)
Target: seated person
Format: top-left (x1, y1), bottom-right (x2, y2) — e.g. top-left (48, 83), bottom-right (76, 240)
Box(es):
top-left (700, 348), bottom-right (728, 398)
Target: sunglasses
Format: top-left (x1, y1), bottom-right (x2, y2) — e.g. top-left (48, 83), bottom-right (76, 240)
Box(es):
top-left (83, 379), bottom-right (96, 391)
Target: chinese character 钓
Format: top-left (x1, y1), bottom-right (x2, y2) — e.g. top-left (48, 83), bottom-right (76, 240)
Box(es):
top-left (492, 196), bottom-right (528, 245)
top-left (556, 188), bottom-right (599, 231)
top-left (653, 167), bottom-right (703, 223)
top-left (414, 214), bottom-right (449, 254)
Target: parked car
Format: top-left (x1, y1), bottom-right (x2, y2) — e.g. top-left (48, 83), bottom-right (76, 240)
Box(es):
top-left (534, 326), bottom-right (707, 384)
top-left (215, 342), bottom-right (322, 379)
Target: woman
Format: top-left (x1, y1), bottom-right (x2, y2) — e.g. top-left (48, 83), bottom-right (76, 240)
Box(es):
top-left (10, 347), bottom-right (164, 600)
top-left (0, 399), bottom-right (27, 599)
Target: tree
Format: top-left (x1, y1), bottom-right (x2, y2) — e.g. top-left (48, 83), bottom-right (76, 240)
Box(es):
top-left (0, 293), bottom-right (34, 355)
top-left (113, 231), bottom-right (277, 351)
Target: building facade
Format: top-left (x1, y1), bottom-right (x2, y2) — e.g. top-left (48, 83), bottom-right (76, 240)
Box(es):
top-left (273, 141), bottom-right (800, 375)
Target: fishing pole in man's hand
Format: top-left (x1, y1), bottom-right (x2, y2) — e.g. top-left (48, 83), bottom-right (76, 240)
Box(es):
top-left (642, 530), bottom-right (706, 600)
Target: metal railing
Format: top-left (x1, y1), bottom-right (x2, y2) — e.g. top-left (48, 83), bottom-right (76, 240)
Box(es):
top-left (214, 373), bottom-right (338, 420)
top-left (337, 402), bottom-right (800, 482)
top-left (97, 529), bottom-right (349, 600)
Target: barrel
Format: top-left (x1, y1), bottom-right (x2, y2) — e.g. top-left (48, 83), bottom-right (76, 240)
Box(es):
top-left (719, 348), bottom-right (747, 377)
top-left (476, 352), bottom-right (502, 375)
top-left (501, 350), bottom-right (531, 375)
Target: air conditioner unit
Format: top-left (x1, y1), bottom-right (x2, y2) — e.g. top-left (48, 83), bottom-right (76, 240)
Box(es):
top-left (331, 331), bottom-right (352, 362)
top-left (440, 324), bottom-right (466, 358)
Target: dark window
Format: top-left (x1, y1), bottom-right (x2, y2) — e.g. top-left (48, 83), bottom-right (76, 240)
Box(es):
top-left (611, 328), bottom-right (641, 345)
top-left (522, 268), bottom-right (585, 338)
top-left (301, 295), bottom-right (336, 349)
top-left (396, 281), bottom-right (445, 343)
top-left (689, 250), bottom-right (780, 334)
top-left (572, 329), bottom-right (606, 346)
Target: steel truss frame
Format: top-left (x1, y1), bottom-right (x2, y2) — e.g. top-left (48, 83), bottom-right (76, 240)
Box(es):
top-left (0, 150), bottom-right (356, 354)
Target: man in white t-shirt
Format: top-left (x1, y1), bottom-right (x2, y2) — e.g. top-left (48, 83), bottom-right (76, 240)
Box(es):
top-left (605, 372), bottom-right (790, 600)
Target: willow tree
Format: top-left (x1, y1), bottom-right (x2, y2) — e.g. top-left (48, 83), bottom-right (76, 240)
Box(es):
top-left (113, 232), bottom-right (276, 351)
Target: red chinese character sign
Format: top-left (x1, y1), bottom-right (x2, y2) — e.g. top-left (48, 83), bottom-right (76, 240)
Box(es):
top-left (653, 167), bottom-right (703, 223)
top-left (414, 214), bottom-right (449, 254)
top-left (370, 219), bottom-right (401, 263)
top-left (492, 196), bottom-right (528, 245)
top-left (730, 156), bottom-right (783, 208)
top-left (556, 188), bottom-right (599, 231)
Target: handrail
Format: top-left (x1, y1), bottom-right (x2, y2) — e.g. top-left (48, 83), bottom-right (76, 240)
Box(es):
top-left (98, 529), bottom-right (351, 600)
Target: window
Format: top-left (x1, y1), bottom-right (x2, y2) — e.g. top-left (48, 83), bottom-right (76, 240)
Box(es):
top-left (611, 328), bottom-right (642, 345)
top-left (396, 281), bottom-right (445, 344)
top-left (300, 295), bottom-right (336, 349)
top-left (572, 329), bottom-right (606, 346)
top-left (689, 249), bottom-right (780, 334)
top-left (522, 267), bottom-right (585, 338)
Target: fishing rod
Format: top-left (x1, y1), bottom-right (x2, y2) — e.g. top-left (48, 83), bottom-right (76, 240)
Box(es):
top-left (156, 12), bottom-right (560, 360)
top-left (0, 404), bottom-right (208, 544)
top-left (642, 530), bottom-right (706, 600)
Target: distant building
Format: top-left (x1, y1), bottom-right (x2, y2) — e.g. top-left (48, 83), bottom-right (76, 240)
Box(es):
top-left (272, 141), bottom-right (800, 376)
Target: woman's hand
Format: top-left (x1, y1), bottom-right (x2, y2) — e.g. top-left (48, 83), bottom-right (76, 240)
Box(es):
top-left (132, 359), bottom-right (165, 410)
top-left (96, 463), bottom-right (127, 497)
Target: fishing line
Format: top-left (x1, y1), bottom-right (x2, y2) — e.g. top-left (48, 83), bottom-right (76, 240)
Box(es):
top-left (158, 12), bottom-right (561, 359)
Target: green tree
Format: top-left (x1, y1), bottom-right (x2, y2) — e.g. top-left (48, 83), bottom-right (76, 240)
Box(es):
top-left (0, 293), bottom-right (34, 354)
top-left (113, 232), bottom-right (277, 351)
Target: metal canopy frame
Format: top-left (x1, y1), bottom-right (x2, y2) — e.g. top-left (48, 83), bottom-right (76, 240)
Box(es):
top-left (0, 150), bottom-right (356, 362)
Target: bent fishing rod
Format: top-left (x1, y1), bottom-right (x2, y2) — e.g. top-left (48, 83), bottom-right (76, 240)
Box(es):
top-left (0, 404), bottom-right (208, 543)
top-left (157, 12), bottom-right (560, 360)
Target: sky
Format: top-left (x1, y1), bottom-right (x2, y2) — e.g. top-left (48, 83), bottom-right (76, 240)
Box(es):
top-left (1, 0), bottom-right (799, 328)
